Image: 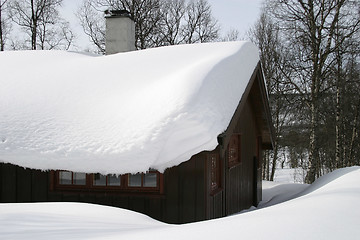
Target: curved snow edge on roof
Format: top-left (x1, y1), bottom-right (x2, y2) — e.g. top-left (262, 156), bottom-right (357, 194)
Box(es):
top-left (0, 41), bottom-right (260, 174)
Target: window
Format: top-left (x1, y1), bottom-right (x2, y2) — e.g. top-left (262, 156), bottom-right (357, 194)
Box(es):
top-left (55, 170), bottom-right (161, 192)
top-left (144, 172), bottom-right (157, 187)
top-left (208, 153), bottom-right (220, 192)
top-left (128, 173), bottom-right (142, 187)
top-left (93, 174), bottom-right (121, 186)
top-left (59, 171), bottom-right (86, 185)
top-left (228, 134), bottom-right (241, 168)
top-left (128, 171), bottom-right (158, 188)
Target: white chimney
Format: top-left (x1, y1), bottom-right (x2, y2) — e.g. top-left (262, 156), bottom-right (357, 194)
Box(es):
top-left (105, 10), bottom-right (135, 55)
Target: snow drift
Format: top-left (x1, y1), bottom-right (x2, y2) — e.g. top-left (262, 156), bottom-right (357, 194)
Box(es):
top-left (1, 167), bottom-right (359, 240)
top-left (0, 41), bottom-right (259, 174)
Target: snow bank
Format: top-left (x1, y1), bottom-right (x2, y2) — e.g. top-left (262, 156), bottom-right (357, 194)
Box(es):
top-left (1, 167), bottom-right (359, 240)
top-left (0, 202), bottom-right (165, 240)
top-left (0, 42), bottom-right (259, 174)
top-left (259, 181), bottom-right (308, 208)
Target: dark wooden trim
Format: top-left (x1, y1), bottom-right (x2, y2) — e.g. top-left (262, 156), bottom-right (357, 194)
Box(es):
top-left (52, 171), bottom-right (164, 195)
top-left (256, 65), bottom-right (275, 149)
top-left (227, 134), bottom-right (242, 169)
top-left (210, 187), bottom-right (223, 197)
top-left (159, 173), bottom-right (164, 195)
top-left (208, 152), bottom-right (221, 193)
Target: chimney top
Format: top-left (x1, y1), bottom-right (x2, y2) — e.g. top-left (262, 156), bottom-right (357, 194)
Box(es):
top-left (105, 9), bottom-right (132, 19)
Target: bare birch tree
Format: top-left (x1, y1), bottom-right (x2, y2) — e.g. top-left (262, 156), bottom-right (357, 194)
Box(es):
top-left (332, 2), bottom-right (360, 169)
top-left (0, 0), bottom-right (10, 51)
top-left (267, 0), bottom-right (360, 183)
top-left (249, 12), bottom-right (297, 181)
top-left (221, 28), bottom-right (240, 42)
top-left (8, 0), bottom-right (74, 50)
top-left (160, 0), bottom-right (186, 45)
top-left (78, 0), bottom-right (220, 53)
top-left (182, 0), bottom-right (219, 43)
top-left (78, 0), bottom-right (106, 53)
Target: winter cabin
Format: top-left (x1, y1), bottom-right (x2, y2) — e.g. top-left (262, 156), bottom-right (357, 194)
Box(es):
top-left (0, 41), bottom-right (274, 224)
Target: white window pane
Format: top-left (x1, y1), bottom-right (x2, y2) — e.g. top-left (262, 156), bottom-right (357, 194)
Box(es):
top-left (144, 172), bottom-right (157, 187)
top-left (73, 172), bottom-right (86, 185)
top-left (128, 174), bottom-right (141, 187)
top-left (59, 171), bottom-right (72, 185)
top-left (108, 174), bottom-right (121, 186)
top-left (93, 174), bottom-right (106, 186)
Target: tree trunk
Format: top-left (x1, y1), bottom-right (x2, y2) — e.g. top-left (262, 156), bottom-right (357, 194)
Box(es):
top-left (348, 98), bottom-right (360, 166)
top-left (306, 99), bottom-right (319, 184)
top-left (335, 78), bottom-right (343, 168)
top-left (266, 151), bottom-right (270, 180)
top-left (0, 2), bottom-right (4, 51)
top-left (270, 142), bottom-right (278, 181)
top-left (262, 150), bottom-right (267, 180)
top-left (31, 0), bottom-right (36, 50)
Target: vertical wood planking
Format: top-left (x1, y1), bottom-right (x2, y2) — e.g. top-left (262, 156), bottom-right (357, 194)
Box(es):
top-left (1, 163), bottom-right (17, 202)
top-left (16, 167), bottom-right (32, 202)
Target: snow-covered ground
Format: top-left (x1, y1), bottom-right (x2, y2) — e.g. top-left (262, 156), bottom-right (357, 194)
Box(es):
top-left (274, 167), bottom-right (307, 183)
top-left (1, 166), bottom-right (359, 240)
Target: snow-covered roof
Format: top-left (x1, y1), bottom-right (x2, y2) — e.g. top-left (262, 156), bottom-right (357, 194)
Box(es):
top-left (0, 41), bottom-right (259, 174)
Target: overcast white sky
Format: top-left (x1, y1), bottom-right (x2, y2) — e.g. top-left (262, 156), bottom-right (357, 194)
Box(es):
top-left (208, 0), bottom-right (263, 37)
top-left (61, 0), bottom-right (263, 51)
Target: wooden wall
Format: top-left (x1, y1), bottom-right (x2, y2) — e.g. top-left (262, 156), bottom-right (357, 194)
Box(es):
top-left (0, 153), bottom-right (207, 224)
top-left (225, 97), bottom-right (259, 215)
top-left (164, 152), bottom-right (207, 223)
top-left (0, 163), bottom-right (48, 203)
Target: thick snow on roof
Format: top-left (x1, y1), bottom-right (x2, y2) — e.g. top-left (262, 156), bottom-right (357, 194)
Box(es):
top-left (0, 41), bottom-right (259, 174)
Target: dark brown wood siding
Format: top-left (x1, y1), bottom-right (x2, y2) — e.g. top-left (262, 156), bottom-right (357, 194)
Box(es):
top-left (163, 152), bottom-right (207, 223)
top-left (205, 147), bottom-right (225, 220)
top-left (0, 154), bottom-right (207, 224)
top-left (225, 97), bottom-right (260, 215)
top-left (0, 163), bottom-right (49, 203)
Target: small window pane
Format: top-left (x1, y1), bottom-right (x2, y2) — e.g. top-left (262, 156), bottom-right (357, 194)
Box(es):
top-left (128, 173), bottom-right (142, 187)
top-left (59, 171), bottom-right (72, 185)
top-left (93, 173), bottom-right (106, 186)
top-left (73, 172), bottom-right (86, 185)
top-left (108, 174), bottom-right (121, 186)
top-left (144, 172), bottom-right (157, 187)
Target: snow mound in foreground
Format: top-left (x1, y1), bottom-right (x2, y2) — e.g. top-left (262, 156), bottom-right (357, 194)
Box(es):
top-left (1, 166), bottom-right (359, 240)
top-left (0, 41), bottom-right (259, 174)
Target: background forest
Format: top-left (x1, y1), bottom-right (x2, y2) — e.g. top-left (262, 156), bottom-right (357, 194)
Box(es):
top-left (0, 0), bottom-right (359, 183)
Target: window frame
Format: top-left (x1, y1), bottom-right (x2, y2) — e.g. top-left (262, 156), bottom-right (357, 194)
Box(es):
top-left (57, 171), bottom-right (87, 187)
top-left (92, 173), bottom-right (122, 187)
top-left (228, 134), bottom-right (241, 168)
top-left (127, 171), bottom-right (160, 190)
top-left (54, 170), bottom-right (163, 194)
top-left (208, 153), bottom-right (221, 193)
